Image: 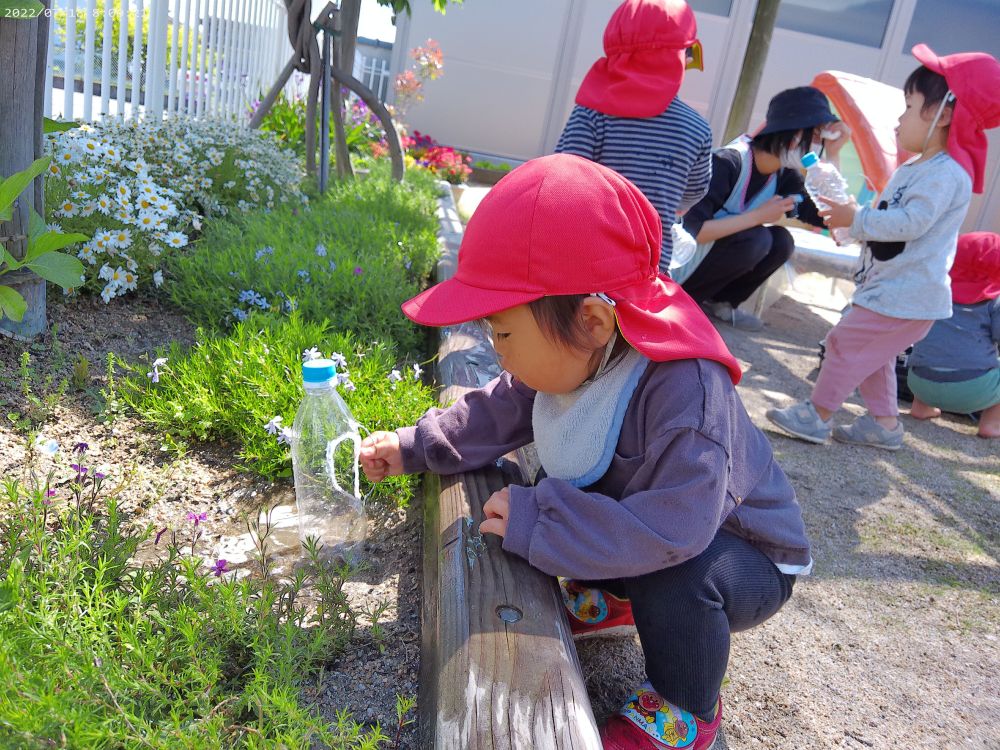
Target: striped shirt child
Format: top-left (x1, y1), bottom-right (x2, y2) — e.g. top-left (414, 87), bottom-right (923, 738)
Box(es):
top-left (556, 97), bottom-right (713, 269)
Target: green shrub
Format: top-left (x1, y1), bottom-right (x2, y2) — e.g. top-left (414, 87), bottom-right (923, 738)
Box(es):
top-left (117, 312), bottom-right (434, 494)
top-left (46, 115), bottom-right (305, 302)
top-left (0, 475), bottom-right (390, 749)
top-left (167, 166), bottom-right (440, 354)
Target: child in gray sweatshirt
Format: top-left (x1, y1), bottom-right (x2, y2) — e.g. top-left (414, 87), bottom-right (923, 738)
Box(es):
top-left (768, 45), bottom-right (1000, 451)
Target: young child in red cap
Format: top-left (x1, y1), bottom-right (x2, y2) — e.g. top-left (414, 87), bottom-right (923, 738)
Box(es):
top-left (907, 232), bottom-right (1000, 438)
top-left (360, 154), bottom-right (812, 750)
top-left (768, 45), bottom-right (1000, 450)
top-left (555, 0), bottom-right (713, 274)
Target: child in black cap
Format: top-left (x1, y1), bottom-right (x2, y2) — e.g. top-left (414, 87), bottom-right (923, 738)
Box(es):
top-left (675, 86), bottom-right (850, 330)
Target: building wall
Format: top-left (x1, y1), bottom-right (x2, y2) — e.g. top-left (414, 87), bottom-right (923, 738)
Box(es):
top-left (393, 0), bottom-right (1000, 233)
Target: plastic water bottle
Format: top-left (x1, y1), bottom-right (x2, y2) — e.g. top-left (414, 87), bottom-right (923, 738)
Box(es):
top-left (291, 359), bottom-right (366, 564)
top-left (801, 151), bottom-right (852, 246)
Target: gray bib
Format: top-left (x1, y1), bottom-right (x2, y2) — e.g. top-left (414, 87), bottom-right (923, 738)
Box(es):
top-left (532, 348), bottom-right (649, 488)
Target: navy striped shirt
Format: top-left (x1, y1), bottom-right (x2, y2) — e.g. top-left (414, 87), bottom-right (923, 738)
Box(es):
top-left (555, 99), bottom-right (713, 268)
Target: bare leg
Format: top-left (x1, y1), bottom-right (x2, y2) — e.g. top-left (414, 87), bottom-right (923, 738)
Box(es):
top-left (977, 401), bottom-right (1000, 438)
top-left (813, 402), bottom-right (835, 421)
top-left (873, 414), bottom-right (900, 430)
top-left (910, 397), bottom-right (941, 420)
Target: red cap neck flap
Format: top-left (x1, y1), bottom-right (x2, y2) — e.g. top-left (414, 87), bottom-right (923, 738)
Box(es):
top-left (576, 0), bottom-right (698, 118)
top-left (912, 44), bottom-right (1000, 193)
top-left (951, 232), bottom-right (1000, 305)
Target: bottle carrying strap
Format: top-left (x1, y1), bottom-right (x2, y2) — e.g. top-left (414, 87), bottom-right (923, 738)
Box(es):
top-left (326, 432), bottom-right (361, 498)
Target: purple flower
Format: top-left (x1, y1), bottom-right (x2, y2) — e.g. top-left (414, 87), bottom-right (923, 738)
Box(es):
top-left (46, 488), bottom-right (56, 497)
top-left (71, 463), bottom-right (88, 478)
top-left (212, 559), bottom-right (229, 577)
top-left (277, 427), bottom-right (294, 446)
top-left (154, 527), bottom-right (168, 545)
top-left (353, 266), bottom-right (363, 276)
top-left (74, 442), bottom-right (89, 454)
top-left (186, 511), bottom-right (208, 527)
top-left (94, 471), bottom-right (106, 481)
top-left (146, 357), bottom-right (167, 384)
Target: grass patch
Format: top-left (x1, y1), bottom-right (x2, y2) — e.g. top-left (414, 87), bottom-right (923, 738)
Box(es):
top-left (118, 312), bottom-right (433, 495)
top-left (0, 477), bottom-right (394, 749)
top-left (167, 166), bottom-right (441, 353)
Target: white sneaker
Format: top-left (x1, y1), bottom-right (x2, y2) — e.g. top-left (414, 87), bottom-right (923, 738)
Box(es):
top-left (706, 301), bottom-right (764, 332)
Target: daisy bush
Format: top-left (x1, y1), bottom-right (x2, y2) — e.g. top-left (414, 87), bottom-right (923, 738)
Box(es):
top-left (44, 115), bottom-right (305, 303)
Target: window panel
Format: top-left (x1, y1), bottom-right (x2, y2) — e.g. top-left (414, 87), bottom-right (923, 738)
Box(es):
top-left (775, 0), bottom-right (895, 49)
top-left (904, 0), bottom-right (1000, 61)
top-left (688, 0), bottom-right (733, 17)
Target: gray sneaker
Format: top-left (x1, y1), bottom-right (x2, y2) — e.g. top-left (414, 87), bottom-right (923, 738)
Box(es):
top-left (766, 400), bottom-right (832, 444)
top-left (833, 414), bottom-right (904, 450)
top-left (707, 301), bottom-right (764, 332)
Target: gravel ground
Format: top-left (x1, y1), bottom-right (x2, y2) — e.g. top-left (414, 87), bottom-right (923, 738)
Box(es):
top-left (2, 275), bottom-right (997, 750)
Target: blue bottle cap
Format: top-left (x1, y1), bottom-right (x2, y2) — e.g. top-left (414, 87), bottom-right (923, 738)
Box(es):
top-left (801, 152), bottom-right (819, 168)
top-left (302, 359), bottom-right (337, 384)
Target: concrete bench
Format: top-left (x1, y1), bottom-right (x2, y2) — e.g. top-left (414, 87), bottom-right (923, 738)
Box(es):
top-left (418, 184), bottom-right (602, 749)
top-left (786, 226), bottom-right (861, 281)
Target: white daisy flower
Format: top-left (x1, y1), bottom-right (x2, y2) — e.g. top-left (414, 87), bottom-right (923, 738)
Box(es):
top-left (112, 228), bottom-right (132, 248)
top-left (95, 195), bottom-right (113, 214)
top-left (164, 232), bottom-right (187, 248)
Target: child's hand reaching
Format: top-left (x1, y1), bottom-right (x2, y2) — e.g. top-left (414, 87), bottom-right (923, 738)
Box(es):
top-left (818, 195), bottom-right (859, 229)
top-left (754, 195), bottom-right (798, 225)
top-left (359, 431), bottom-right (404, 481)
top-left (480, 487), bottom-right (510, 538)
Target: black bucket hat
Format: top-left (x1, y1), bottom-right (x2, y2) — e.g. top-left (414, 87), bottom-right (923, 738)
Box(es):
top-left (758, 86), bottom-right (838, 135)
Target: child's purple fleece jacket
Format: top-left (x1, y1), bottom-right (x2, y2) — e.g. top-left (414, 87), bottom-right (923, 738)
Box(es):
top-left (396, 357), bottom-right (811, 581)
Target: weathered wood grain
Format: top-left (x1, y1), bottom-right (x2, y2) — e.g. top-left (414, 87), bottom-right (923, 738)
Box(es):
top-left (419, 187), bottom-right (601, 749)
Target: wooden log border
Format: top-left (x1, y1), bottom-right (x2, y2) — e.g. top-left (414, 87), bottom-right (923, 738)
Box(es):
top-left (418, 184), bottom-right (602, 749)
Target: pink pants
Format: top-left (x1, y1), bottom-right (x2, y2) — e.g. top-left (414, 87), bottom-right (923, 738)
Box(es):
top-left (812, 305), bottom-right (933, 418)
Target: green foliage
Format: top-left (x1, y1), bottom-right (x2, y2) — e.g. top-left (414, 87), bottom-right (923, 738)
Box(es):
top-left (472, 159), bottom-right (512, 172)
top-left (117, 312), bottom-right (434, 500)
top-left (167, 165), bottom-right (440, 353)
top-left (256, 93), bottom-right (384, 160)
top-left (0, 156), bottom-right (87, 322)
top-left (0, 475), bottom-right (391, 748)
top-left (377, 0), bottom-right (464, 15)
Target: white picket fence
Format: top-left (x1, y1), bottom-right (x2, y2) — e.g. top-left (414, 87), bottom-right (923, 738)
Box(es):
top-left (44, 0), bottom-right (289, 123)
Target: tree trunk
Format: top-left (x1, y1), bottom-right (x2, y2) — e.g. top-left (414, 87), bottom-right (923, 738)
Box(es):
top-left (0, 3), bottom-right (48, 339)
top-left (722, 0), bottom-right (781, 144)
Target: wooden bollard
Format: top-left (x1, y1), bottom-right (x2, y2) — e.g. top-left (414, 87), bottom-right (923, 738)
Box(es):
top-left (418, 186), bottom-right (601, 749)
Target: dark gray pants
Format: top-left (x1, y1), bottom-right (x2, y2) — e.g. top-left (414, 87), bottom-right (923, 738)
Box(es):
top-left (585, 530), bottom-right (796, 722)
top-left (681, 224), bottom-right (795, 307)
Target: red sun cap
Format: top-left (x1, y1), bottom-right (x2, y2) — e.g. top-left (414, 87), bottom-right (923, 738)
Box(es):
top-left (401, 154), bottom-right (741, 384)
top-left (950, 232), bottom-right (1000, 305)
top-left (575, 0), bottom-right (700, 119)
top-left (911, 44), bottom-right (1000, 193)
